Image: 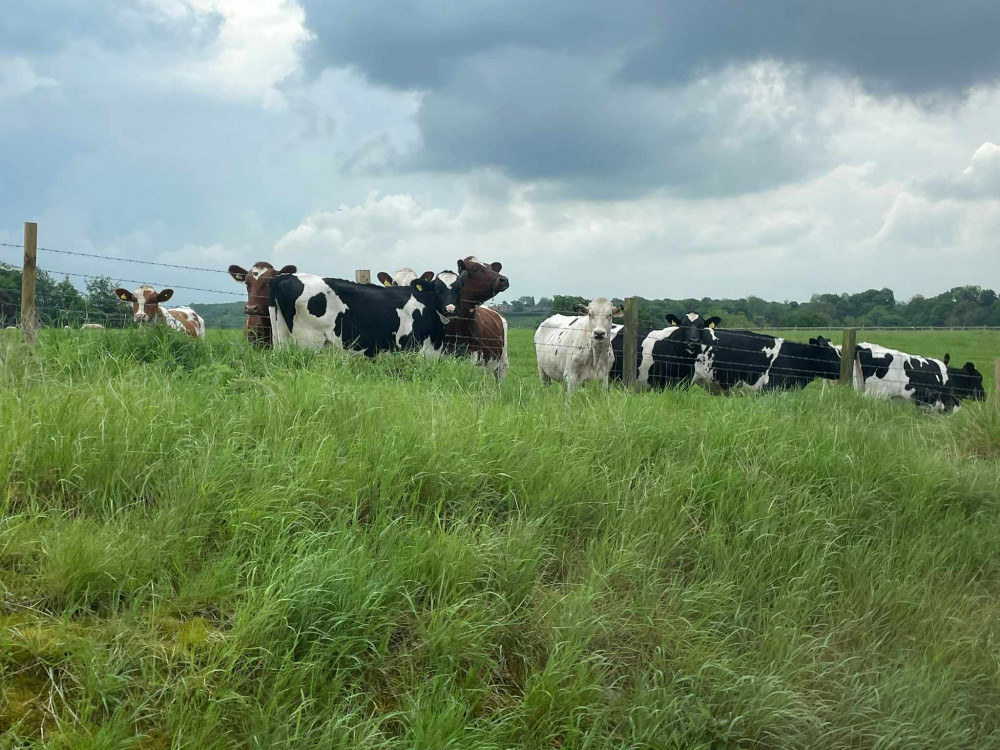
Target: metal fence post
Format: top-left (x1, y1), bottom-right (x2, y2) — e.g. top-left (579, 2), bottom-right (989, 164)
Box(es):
top-left (623, 297), bottom-right (638, 390)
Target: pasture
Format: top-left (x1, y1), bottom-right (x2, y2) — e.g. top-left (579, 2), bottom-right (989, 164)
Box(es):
top-left (2, 326), bottom-right (1000, 748)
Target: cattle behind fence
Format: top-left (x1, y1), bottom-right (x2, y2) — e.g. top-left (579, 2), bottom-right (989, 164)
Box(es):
top-left (4, 220), bottom-right (1000, 403)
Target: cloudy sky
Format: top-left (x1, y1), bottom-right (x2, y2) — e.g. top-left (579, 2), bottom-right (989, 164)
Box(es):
top-left (2, 0), bottom-right (999, 306)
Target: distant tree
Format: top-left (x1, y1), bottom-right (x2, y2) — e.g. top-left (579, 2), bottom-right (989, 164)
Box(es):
top-left (85, 276), bottom-right (129, 327)
top-left (551, 295), bottom-right (588, 315)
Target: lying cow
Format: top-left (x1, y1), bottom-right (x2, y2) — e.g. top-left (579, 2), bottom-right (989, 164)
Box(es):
top-left (444, 257), bottom-right (510, 381)
top-left (943, 353), bottom-right (986, 402)
top-left (535, 297), bottom-right (624, 392)
top-left (229, 261), bottom-right (297, 347)
top-left (269, 270), bottom-right (465, 355)
top-left (811, 338), bottom-right (983, 411)
top-left (611, 312), bottom-right (717, 389)
top-left (81, 323), bottom-right (104, 329)
top-left (693, 325), bottom-right (843, 392)
top-left (115, 285), bottom-right (205, 338)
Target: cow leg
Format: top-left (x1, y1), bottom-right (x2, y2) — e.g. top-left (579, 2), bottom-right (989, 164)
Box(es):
top-left (538, 364), bottom-right (552, 386)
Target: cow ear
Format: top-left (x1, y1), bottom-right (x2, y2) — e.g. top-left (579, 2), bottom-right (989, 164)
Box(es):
top-left (490, 261), bottom-right (502, 272)
top-left (377, 272), bottom-right (393, 286)
top-left (278, 265), bottom-right (297, 275)
top-left (420, 270), bottom-right (435, 282)
top-left (706, 316), bottom-right (721, 329)
top-left (228, 265), bottom-right (248, 282)
top-left (665, 314), bottom-right (681, 327)
top-left (573, 304), bottom-right (588, 314)
top-left (115, 288), bottom-right (135, 302)
top-left (808, 338), bottom-right (818, 345)
top-left (457, 259), bottom-right (467, 272)
top-left (964, 362), bottom-right (977, 373)
top-left (156, 288), bottom-right (174, 303)
top-left (458, 270), bottom-right (469, 283)
top-left (612, 306), bottom-right (625, 317)
top-left (942, 352), bottom-right (951, 366)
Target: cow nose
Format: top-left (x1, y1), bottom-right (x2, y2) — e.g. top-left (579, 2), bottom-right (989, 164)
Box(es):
top-left (445, 304), bottom-right (456, 314)
top-left (245, 304), bottom-right (262, 315)
top-left (496, 276), bottom-right (509, 292)
top-left (593, 330), bottom-right (606, 340)
top-left (134, 313), bottom-right (148, 322)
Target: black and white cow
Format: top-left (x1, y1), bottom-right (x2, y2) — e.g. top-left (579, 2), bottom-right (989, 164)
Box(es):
top-left (611, 312), bottom-right (720, 389)
top-left (943, 353), bottom-right (986, 403)
top-left (269, 270), bottom-right (467, 355)
top-left (810, 338), bottom-right (983, 412)
top-left (694, 326), bottom-right (842, 392)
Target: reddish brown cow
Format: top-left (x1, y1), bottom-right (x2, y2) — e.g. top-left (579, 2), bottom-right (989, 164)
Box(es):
top-left (445, 257), bottom-right (510, 380)
top-left (115, 285), bottom-right (205, 338)
top-left (228, 262), bottom-right (296, 347)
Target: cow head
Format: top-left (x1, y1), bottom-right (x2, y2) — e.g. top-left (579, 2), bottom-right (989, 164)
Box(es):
top-left (409, 270), bottom-right (468, 323)
top-left (115, 285), bottom-right (173, 324)
top-left (574, 297), bottom-right (624, 346)
top-left (229, 262), bottom-right (297, 316)
top-left (377, 268), bottom-right (418, 287)
top-left (456, 257), bottom-right (509, 305)
top-left (665, 311), bottom-right (721, 352)
top-left (808, 335), bottom-right (838, 349)
top-left (943, 354), bottom-right (986, 402)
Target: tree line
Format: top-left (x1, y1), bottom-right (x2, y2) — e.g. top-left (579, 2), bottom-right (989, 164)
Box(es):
top-left (546, 285), bottom-right (1000, 330)
top-left (4, 264), bottom-right (997, 332)
top-left (0, 264), bottom-right (126, 327)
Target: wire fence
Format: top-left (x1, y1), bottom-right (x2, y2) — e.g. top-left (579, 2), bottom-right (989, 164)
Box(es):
top-left (1, 234), bottom-right (996, 401)
top-left (0, 238), bottom-right (244, 329)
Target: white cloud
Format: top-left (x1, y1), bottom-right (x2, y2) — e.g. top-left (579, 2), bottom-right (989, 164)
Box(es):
top-left (0, 57), bottom-right (58, 101)
top-left (173, 0), bottom-right (312, 105)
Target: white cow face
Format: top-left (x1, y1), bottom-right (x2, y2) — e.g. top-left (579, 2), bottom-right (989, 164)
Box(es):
top-left (574, 297), bottom-right (624, 345)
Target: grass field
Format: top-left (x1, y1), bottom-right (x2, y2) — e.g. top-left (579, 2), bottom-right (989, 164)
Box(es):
top-left (2, 326), bottom-right (1000, 748)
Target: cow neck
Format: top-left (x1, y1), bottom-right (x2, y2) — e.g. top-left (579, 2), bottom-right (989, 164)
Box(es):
top-left (450, 298), bottom-right (480, 333)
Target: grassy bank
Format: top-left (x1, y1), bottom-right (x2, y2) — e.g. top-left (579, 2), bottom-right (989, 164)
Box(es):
top-left (2, 327), bottom-right (1000, 748)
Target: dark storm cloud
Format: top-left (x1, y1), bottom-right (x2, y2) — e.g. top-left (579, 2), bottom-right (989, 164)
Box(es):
top-left (410, 49), bottom-right (831, 199)
top-left (297, 0), bottom-right (660, 89)
top-left (299, 0), bottom-right (1000, 196)
top-left (300, 0), bottom-right (1000, 94)
top-left (622, 1), bottom-right (1000, 95)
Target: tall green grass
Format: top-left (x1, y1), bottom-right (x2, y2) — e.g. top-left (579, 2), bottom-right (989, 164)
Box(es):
top-left (2, 326), bottom-right (999, 748)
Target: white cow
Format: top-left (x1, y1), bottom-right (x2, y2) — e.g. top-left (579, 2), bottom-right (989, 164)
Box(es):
top-left (376, 268), bottom-right (418, 287)
top-left (535, 297), bottom-right (623, 392)
top-left (81, 323), bottom-right (104, 329)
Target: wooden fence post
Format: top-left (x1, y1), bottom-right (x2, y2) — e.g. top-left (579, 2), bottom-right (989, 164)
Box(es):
top-left (839, 327), bottom-right (857, 386)
top-left (994, 359), bottom-right (999, 401)
top-left (355, 269), bottom-right (371, 285)
top-left (622, 296), bottom-right (638, 390)
top-left (21, 221), bottom-right (38, 345)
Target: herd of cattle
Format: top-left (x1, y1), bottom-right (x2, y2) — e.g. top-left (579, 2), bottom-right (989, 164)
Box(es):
top-left (535, 298), bottom-right (986, 412)
top-left (43, 261), bottom-right (980, 412)
top-left (108, 256), bottom-right (513, 379)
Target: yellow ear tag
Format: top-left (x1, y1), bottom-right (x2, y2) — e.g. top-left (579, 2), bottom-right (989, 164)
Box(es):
top-left (383, 280), bottom-right (392, 287)
top-left (415, 284), bottom-right (423, 291)
top-left (119, 293), bottom-right (129, 300)
top-left (236, 274), bottom-right (245, 281)
top-left (709, 322), bottom-right (716, 328)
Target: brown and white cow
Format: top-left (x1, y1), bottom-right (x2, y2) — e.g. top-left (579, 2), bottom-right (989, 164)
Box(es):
top-left (444, 257), bottom-right (510, 380)
top-left (115, 285), bottom-right (205, 338)
top-left (228, 262), bottom-right (296, 347)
